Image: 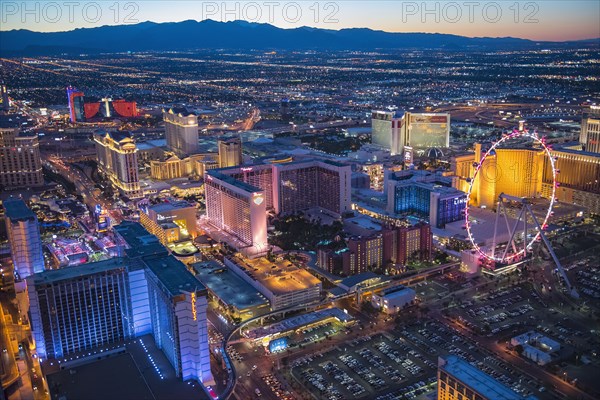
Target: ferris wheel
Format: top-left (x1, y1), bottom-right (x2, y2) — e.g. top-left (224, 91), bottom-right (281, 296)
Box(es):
top-left (464, 129), bottom-right (578, 298)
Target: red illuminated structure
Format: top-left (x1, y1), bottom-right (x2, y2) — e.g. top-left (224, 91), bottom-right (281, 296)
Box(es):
top-left (67, 86), bottom-right (138, 121)
top-left (67, 86), bottom-right (85, 123)
top-left (84, 99), bottom-right (138, 119)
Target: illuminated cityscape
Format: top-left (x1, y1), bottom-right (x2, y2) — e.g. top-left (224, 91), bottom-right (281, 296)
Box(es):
top-left (0, 4), bottom-right (599, 400)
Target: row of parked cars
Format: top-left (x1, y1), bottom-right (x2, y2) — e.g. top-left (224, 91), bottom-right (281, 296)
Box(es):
top-left (375, 377), bottom-right (437, 400)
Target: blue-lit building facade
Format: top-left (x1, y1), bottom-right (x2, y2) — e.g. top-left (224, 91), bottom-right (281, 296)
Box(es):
top-left (27, 259), bottom-right (133, 360)
top-left (386, 171), bottom-right (466, 228)
top-left (4, 198), bottom-right (45, 279)
top-left (27, 222), bottom-right (214, 386)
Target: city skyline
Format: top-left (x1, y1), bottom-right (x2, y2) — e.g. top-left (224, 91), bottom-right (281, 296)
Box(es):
top-left (1, 4), bottom-right (600, 399)
top-left (0, 1), bottom-right (599, 41)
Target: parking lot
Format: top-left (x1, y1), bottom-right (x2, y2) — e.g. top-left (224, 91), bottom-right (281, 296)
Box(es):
top-left (398, 319), bottom-right (547, 398)
top-left (571, 257), bottom-right (600, 300)
top-left (453, 285), bottom-right (545, 336)
top-left (290, 332), bottom-right (438, 400)
top-left (444, 278), bottom-right (600, 396)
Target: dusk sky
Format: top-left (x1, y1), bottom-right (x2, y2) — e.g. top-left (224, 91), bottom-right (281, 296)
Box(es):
top-left (1, 0), bottom-right (599, 41)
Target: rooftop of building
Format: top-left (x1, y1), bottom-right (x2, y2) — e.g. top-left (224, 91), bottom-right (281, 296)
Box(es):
top-left (137, 139), bottom-right (167, 151)
top-left (94, 130), bottom-right (134, 143)
top-left (29, 257), bottom-right (128, 285)
top-left (389, 169), bottom-right (452, 184)
top-left (274, 158), bottom-right (349, 169)
top-left (372, 109), bottom-right (404, 118)
top-left (192, 260), bottom-right (268, 310)
top-left (379, 284), bottom-right (416, 297)
top-left (343, 216), bottom-right (383, 236)
top-left (339, 271), bottom-right (389, 292)
top-left (206, 169), bottom-right (263, 193)
top-left (3, 197), bottom-right (36, 220)
top-left (148, 199), bottom-right (195, 213)
top-left (391, 173), bottom-right (464, 196)
top-left (441, 356), bottom-right (537, 400)
top-left (113, 221), bottom-right (169, 259)
top-left (512, 331), bottom-right (560, 351)
top-left (0, 113), bottom-right (28, 129)
top-left (218, 137), bottom-right (241, 144)
top-left (228, 255), bottom-right (321, 295)
top-left (553, 142), bottom-right (600, 158)
top-left (245, 307), bottom-right (353, 339)
top-left (143, 254), bottom-right (206, 297)
top-left (164, 107), bottom-right (196, 116)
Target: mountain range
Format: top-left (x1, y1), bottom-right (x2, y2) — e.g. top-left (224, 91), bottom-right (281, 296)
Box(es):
top-left (1, 20), bottom-right (598, 56)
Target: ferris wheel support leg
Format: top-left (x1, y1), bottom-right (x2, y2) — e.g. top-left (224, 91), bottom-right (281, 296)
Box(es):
top-left (491, 199), bottom-right (501, 260)
top-left (524, 210), bottom-right (528, 258)
top-left (502, 205), bottom-right (526, 262)
top-left (500, 200), bottom-right (518, 259)
top-left (527, 204), bottom-right (579, 299)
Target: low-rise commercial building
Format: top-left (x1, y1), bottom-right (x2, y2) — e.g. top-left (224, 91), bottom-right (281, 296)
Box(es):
top-left (192, 260), bottom-right (269, 321)
top-left (371, 285), bottom-right (416, 314)
top-left (139, 199), bottom-right (198, 244)
top-left (511, 331), bottom-right (560, 366)
top-left (224, 255), bottom-right (322, 310)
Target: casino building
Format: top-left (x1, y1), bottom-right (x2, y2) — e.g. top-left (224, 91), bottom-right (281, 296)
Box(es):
top-left (27, 222), bottom-right (214, 385)
top-left (371, 110), bottom-right (450, 155)
top-left (438, 355), bottom-right (536, 400)
top-left (451, 141), bottom-right (600, 215)
top-left (386, 170), bottom-right (466, 228)
top-left (204, 169), bottom-right (269, 256)
top-left (203, 159), bottom-right (352, 254)
top-left (0, 114), bottom-right (44, 188)
top-left (542, 146), bottom-right (600, 215)
top-left (163, 107), bottom-right (199, 157)
top-left (93, 130), bottom-right (143, 199)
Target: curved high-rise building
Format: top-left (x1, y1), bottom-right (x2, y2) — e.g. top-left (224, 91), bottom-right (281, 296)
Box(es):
top-left (93, 131), bottom-right (142, 199)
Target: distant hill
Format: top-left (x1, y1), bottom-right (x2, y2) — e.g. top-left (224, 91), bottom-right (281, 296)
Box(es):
top-left (1, 20), bottom-right (598, 56)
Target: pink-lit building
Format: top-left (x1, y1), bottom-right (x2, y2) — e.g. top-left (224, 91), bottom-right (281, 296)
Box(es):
top-left (207, 159), bottom-right (351, 213)
top-left (204, 159), bottom-right (352, 255)
top-left (204, 170), bottom-right (268, 257)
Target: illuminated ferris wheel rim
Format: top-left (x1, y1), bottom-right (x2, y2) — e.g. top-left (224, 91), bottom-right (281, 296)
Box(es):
top-left (464, 129), bottom-right (557, 263)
